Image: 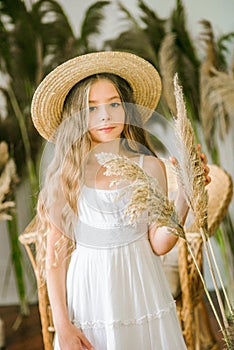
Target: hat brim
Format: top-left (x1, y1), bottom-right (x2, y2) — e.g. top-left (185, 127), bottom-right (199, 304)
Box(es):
top-left (31, 51), bottom-right (162, 141)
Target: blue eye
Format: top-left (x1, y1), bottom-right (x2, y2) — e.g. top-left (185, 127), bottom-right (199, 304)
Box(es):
top-left (89, 106), bottom-right (97, 112)
top-left (110, 102), bottom-right (121, 108)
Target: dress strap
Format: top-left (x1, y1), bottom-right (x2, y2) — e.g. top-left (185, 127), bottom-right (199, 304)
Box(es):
top-left (138, 154), bottom-right (144, 168)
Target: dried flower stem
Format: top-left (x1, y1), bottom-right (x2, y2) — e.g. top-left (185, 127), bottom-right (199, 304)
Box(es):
top-left (199, 227), bottom-right (229, 330)
top-left (186, 241), bottom-right (224, 333)
top-left (173, 73), bottom-right (233, 341)
top-left (207, 238), bottom-right (233, 315)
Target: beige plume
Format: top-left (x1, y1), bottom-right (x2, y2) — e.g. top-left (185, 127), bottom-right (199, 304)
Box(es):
top-left (96, 152), bottom-right (185, 239)
top-left (173, 73), bottom-right (208, 232)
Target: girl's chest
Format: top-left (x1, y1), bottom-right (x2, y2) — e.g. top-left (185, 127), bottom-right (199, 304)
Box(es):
top-left (85, 163), bottom-right (121, 190)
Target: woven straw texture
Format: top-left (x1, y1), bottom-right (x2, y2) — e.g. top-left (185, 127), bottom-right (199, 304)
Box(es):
top-left (31, 51), bottom-right (162, 141)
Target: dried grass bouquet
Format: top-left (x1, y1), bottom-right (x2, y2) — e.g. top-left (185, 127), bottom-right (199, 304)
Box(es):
top-left (96, 152), bottom-right (185, 239)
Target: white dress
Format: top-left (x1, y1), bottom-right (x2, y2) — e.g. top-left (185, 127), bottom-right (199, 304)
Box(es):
top-left (54, 157), bottom-right (187, 350)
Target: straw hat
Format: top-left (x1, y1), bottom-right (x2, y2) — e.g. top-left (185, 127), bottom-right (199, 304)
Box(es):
top-left (31, 51), bottom-right (162, 141)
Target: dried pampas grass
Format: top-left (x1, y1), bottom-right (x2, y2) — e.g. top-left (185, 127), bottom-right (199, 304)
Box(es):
top-left (0, 142), bottom-right (9, 169)
top-left (173, 74), bottom-right (234, 348)
top-left (0, 158), bottom-right (18, 221)
top-left (96, 152), bottom-right (185, 239)
top-left (199, 20), bottom-right (234, 143)
top-left (200, 64), bottom-right (234, 142)
top-left (173, 73), bottom-right (208, 233)
top-left (158, 33), bottom-right (178, 115)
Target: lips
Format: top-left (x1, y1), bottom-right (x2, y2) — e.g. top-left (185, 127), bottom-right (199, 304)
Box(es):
top-left (98, 126), bottom-right (115, 132)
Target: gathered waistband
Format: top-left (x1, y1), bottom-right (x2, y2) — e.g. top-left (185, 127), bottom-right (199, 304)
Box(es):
top-left (75, 220), bottom-right (148, 249)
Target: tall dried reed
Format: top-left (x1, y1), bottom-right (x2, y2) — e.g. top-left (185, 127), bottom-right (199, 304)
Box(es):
top-left (173, 73), bottom-right (233, 348)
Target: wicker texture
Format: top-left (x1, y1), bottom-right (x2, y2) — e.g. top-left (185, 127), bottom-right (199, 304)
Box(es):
top-left (19, 217), bottom-right (54, 350)
top-left (176, 165), bottom-right (233, 349)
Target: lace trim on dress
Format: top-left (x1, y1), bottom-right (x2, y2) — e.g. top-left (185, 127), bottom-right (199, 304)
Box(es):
top-left (73, 301), bottom-right (176, 330)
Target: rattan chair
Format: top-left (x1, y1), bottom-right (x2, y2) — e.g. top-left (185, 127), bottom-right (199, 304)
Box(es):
top-left (19, 216), bottom-right (54, 350)
top-left (19, 164), bottom-right (233, 350)
top-left (175, 164), bottom-right (233, 350)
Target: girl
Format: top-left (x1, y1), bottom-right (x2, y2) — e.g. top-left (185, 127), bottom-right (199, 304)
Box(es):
top-left (32, 51), bottom-right (210, 349)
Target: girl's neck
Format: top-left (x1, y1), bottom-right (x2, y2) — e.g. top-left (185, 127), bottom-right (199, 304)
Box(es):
top-left (90, 139), bottom-right (121, 160)
top-left (85, 139), bottom-right (122, 189)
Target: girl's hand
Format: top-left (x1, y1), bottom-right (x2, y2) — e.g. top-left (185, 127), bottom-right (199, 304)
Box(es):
top-left (169, 144), bottom-right (211, 224)
top-left (170, 144), bottom-right (211, 186)
top-left (197, 144), bottom-right (211, 186)
top-left (56, 321), bottom-right (94, 350)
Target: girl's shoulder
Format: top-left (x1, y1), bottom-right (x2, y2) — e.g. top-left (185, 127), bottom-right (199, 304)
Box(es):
top-left (141, 155), bottom-right (167, 191)
top-left (141, 155), bottom-right (166, 176)
top-left (125, 151), bottom-right (166, 180)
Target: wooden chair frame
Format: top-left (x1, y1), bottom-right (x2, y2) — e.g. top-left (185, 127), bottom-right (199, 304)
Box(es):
top-left (19, 229), bottom-right (54, 350)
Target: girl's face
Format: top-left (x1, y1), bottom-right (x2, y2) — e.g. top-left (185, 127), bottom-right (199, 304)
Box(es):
top-left (88, 79), bottom-right (125, 145)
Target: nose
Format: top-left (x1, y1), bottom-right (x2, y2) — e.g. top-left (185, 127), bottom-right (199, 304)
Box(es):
top-left (100, 104), bottom-right (111, 121)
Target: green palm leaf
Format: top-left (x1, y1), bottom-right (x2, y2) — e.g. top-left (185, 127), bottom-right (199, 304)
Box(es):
top-left (168, 0), bottom-right (200, 120)
top-left (79, 1), bottom-right (110, 52)
top-left (32, 0), bottom-right (76, 68)
top-left (105, 28), bottom-right (158, 66)
top-left (138, 0), bottom-right (166, 56)
top-left (170, 0), bottom-right (199, 67)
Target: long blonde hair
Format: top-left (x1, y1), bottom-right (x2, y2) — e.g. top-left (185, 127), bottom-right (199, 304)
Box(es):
top-left (36, 73), bottom-right (157, 279)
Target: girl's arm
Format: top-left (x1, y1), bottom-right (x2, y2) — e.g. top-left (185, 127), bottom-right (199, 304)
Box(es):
top-left (148, 189), bottom-right (188, 256)
top-left (144, 155), bottom-right (187, 255)
top-left (146, 150), bottom-right (210, 256)
top-left (46, 224), bottom-right (94, 350)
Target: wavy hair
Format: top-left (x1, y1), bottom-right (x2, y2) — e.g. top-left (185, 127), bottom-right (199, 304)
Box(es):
top-left (36, 73), bottom-right (157, 280)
